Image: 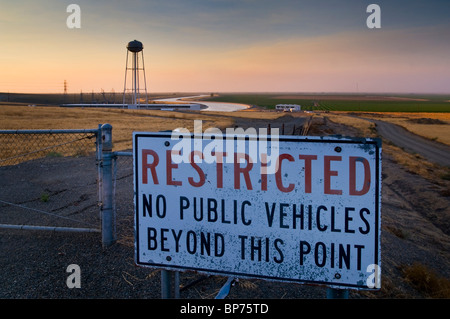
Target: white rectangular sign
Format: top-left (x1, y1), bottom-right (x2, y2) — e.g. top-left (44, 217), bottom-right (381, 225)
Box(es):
top-left (134, 132), bottom-right (381, 289)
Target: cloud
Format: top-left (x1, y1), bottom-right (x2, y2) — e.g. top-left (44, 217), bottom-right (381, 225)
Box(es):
top-left (147, 24), bottom-right (450, 92)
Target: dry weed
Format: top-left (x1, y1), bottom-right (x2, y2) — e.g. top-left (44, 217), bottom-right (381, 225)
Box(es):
top-left (402, 262), bottom-right (450, 298)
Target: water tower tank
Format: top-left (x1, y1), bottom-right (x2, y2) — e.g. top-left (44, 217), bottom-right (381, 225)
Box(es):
top-left (123, 40), bottom-right (147, 108)
top-left (127, 40), bottom-right (143, 53)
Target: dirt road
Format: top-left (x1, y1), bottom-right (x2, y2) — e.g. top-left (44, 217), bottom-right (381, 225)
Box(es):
top-left (369, 119), bottom-right (450, 167)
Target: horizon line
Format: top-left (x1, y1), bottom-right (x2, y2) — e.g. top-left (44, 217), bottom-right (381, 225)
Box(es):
top-left (2, 91), bottom-right (450, 96)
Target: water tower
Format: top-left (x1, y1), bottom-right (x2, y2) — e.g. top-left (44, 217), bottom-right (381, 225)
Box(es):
top-left (122, 40), bottom-right (148, 109)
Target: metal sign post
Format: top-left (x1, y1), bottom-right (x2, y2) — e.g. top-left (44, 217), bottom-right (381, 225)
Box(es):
top-left (100, 124), bottom-right (115, 248)
top-left (134, 132), bottom-right (381, 294)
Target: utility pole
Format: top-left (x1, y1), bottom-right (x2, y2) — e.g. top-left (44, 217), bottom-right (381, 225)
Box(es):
top-left (63, 80), bottom-right (68, 104)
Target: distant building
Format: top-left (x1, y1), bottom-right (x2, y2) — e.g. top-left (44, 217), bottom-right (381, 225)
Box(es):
top-left (275, 104), bottom-right (301, 112)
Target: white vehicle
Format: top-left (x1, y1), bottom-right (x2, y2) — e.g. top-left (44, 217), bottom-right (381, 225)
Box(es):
top-left (275, 104), bottom-right (301, 112)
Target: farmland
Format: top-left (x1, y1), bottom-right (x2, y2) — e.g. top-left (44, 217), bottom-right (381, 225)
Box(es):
top-left (205, 93), bottom-right (450, 113)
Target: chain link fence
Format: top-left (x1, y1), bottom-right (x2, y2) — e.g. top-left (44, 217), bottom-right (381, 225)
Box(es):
top-left (111, 152), bottom-right (134, 246)
top-left (0, 124), bottom-right (136, 246)
top-left (0, 127), bottom-right (102, 233)
top-left (0, 129), bottom-right (99, 167)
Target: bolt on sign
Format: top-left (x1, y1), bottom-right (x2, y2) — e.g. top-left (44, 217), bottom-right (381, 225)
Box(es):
top-left (133, 131), bottom-right (381, 290)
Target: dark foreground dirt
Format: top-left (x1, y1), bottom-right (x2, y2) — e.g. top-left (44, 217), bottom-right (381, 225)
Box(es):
top-left (0, 115), bottom-right (449, 299)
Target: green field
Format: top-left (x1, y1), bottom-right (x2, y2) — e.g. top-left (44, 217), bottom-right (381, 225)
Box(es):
top-left (205, 93), bottom-right (450, 112)
top-left (2, 92), bottom-right (450, 112)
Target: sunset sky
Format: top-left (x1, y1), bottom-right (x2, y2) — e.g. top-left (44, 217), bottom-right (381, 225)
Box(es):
top-left (1, 0), bottom-right (449, 93)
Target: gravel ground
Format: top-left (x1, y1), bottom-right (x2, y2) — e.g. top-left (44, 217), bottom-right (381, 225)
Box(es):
top-left (0, 117), bottom-right (449, 299)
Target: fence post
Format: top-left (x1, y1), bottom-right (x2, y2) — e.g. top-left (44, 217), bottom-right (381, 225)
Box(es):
top-left (96, 124), bottom-right (103, 162)
top-left (161, 270), bottom-right (172, 299)
top-left (326, 288), bottom-right (349, 299)
top-left (161, 270), bottom-right (180, 299)
top-left (96, 124), bottom-right (103, 215)
top-left (100, 123), bottom-right (115, 248)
